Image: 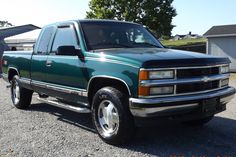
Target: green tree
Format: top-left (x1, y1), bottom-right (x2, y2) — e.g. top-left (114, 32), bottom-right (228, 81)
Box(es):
top-left (86, 0), bottom-right (177, 38)
top-left (0, 21), bottom-right (13, 27)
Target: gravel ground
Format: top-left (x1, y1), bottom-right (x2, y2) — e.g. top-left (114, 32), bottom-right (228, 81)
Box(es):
top-left (0, 75), bottom-right (236, 157)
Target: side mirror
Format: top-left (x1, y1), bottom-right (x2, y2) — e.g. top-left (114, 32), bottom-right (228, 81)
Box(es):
top-left (57, 46), bottom-right (81, 56)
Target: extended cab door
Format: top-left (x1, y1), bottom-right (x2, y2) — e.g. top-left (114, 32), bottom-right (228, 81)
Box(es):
top-left (44, 24), bottom-right (87, 102)
top-left (31, 26), bottom-right (55, 93)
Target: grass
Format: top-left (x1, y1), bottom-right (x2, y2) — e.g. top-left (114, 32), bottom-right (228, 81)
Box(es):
top-left (161, 38), bottom-right (207, 47)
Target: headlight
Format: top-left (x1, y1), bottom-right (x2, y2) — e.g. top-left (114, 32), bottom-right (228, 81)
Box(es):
top-left (221, 65), bottom-right (229, 74)
top-left (150, 86), bottom-right (174, 95)
top-left (149, 70), bottom-right (174, 79)
top-left (221, 79), bottom-right (229, 87)
top-left (138, 69), bottom-right (175, 97)
top-left (139, 70), bottom-right (174, 80)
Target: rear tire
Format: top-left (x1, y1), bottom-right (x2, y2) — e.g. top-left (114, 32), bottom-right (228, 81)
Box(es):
top-left (10, 75), bottom-right (33, 109)
top-left (182, 116), bottom-right (214, 126)
top-left (92, 87), bottom-right (135, 145)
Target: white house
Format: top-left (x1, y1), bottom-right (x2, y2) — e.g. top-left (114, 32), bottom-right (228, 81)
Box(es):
top-left (204, 24), bottom-right (236, 72)
top-left (4, 29), bottom-right (40, 51)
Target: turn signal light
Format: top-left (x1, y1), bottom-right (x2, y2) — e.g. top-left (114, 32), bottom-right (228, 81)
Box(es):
top-left (139, 70), bottom-right (149, 80)
top-left (138, 86), bottom-right (149, 96)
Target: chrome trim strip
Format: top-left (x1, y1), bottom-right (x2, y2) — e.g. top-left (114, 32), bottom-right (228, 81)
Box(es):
top-left (130, 103), bottom-right (199, 117)
top-left (139, 86), bottom-right (228, 98)
top-left (140, 74), bottom-right (230, 87)
top-left (19, 78), bottom-right (31, 85)
top-left (32, 81), bottom-right (88, 97)
top-left (130, 87), bottom-right (235, 105)
top-left (173, 85), bottom-right (177, 95)
top-left (140, 64), bottom-right (228, 71)
top-left (87, 75), bottom-right (132, 96)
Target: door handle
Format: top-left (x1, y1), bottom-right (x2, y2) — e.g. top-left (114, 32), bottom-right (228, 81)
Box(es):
top-left (46, 60), bottom-right (52, 67)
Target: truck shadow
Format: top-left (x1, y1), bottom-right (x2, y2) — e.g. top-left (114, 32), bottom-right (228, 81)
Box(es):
top-left (29, 102), bottom-right (236, 156)
top-left (124, 117), bottom-right (236, 156)
top-left (29, 103), bottom-right (96, 133)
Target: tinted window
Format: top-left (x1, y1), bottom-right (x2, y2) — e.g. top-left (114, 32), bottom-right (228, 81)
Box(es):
top-left (37, 26), bottom-right (54, 54)
top-left (51, 26), bottom-right (78, 55)
top-left (80, 22), bottom-right (163, 50)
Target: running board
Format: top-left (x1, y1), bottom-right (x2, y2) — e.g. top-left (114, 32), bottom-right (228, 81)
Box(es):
top-left (37, 97), bottom-right (91, 113)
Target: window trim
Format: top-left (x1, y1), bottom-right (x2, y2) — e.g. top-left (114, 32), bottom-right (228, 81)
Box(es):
top-left (34, 26), bottom-right (55, 55)
top-left (49, 23), bottom-right (80, 56)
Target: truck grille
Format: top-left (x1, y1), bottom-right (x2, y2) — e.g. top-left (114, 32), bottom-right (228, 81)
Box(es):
top-left (177, 67), bottom-right (219, 78)
top-left (176, 80), bottom-right (219, 94)
top-left (139, 64), bottom-right (230, 98)
top-left (176, 67), bottom-right (221, 94)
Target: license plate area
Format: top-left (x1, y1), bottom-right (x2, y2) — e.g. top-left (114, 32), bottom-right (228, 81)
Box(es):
top-left (201, 98), bottom-right (219, 113)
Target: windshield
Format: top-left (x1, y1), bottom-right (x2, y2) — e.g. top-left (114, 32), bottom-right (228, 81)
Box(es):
top-left (80, 21), bottom-right (163, 51)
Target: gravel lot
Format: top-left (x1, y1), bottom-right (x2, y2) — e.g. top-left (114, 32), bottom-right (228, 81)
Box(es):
top-left (0, 75), bottom-right (236, 157)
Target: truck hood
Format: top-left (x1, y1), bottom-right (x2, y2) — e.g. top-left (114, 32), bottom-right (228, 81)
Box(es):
top-left (93, 48), bottom-right (230, 68)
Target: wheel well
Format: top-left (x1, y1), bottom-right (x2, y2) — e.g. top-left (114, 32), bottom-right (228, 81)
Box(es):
top-left (8, 69), bottom-right (19, 81)
top-left (88, 77), bottom-right (130, 105)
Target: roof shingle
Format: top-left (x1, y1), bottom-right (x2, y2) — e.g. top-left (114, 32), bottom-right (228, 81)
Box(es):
top-left (204, 24), bottom-right (236, 37)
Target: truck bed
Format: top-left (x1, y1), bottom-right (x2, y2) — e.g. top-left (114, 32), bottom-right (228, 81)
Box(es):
top-left (2, 51), bottom-right (33, 79)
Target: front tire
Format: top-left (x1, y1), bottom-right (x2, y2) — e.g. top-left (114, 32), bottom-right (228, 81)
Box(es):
top-left (10, 75), bottom-right (33, 109)
top-left (92, 87), bottom-right (135, 145)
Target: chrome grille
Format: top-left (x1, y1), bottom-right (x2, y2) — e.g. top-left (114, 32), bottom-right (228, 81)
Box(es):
top-left (176, 66), bottom-right (221, 94)
top-left (177, 67), bottom-right (219, 78)
top-left (139, 64), bottom-right (230, 98)
top-left (176, 80), bottom-right (220, 94)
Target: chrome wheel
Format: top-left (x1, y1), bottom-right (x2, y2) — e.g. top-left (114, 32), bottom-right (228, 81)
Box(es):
top-left (12, 80), bottom-right (20, 105)
top-left (92, 87), bottom-right (135, 144)
top-left (98, 100), bottom-right (120, 137)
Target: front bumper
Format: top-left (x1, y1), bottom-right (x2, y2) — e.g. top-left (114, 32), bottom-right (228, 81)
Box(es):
top-left (129, 87), bottom-right (235, 118)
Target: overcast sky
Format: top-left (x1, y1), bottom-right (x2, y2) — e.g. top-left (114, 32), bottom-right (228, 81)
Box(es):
top-left (1, 0), bottom-right (236, 36)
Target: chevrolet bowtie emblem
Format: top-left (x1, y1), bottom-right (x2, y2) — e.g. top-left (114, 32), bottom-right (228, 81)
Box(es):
top-left (202, 76), bottom-right (210, 82)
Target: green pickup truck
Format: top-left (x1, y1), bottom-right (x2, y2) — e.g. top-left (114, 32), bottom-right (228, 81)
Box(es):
top-left (1, 20), bottom-right (235, 144)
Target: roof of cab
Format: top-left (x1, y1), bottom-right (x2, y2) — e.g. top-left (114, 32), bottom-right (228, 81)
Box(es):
top-left (78, 19), bottom-right (141, 25)
top-left (43, 19), bottom-right (141, 28)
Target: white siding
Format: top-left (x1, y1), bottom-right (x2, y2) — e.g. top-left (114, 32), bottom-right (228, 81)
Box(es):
top-left (207, 36), bottom-right (236, 71)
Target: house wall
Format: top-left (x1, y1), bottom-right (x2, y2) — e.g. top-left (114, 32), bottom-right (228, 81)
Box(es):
top-left (207, 36), bottom-right (236, 72)
top-left (5, 39), bottom-right (36, 51)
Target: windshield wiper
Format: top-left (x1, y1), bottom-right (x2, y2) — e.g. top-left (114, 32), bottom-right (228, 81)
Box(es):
top-left (133, 42), bottom-right (161, 48)
top-left (92, 42), bottom-right (132, 48)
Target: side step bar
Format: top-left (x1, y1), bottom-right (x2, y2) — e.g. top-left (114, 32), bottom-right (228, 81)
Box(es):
top-left (37, 97), bottom-right (91, 114)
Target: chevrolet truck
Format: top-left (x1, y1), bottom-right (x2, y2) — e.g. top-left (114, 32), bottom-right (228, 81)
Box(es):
top-left (1, 20), bottom-right (235, 144)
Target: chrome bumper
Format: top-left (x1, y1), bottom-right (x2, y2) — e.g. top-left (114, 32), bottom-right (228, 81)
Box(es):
top-left (129, 87), bottom-right (235, 117)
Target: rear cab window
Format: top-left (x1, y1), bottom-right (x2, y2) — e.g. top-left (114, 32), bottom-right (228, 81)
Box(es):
top-left (35, 26), bottom-right (55, 55)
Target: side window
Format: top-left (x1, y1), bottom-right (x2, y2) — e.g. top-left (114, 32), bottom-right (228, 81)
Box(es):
top-left (51, 26), bottom-right (78, 55)
top-left (37, 26), bottom-right (54, 54)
